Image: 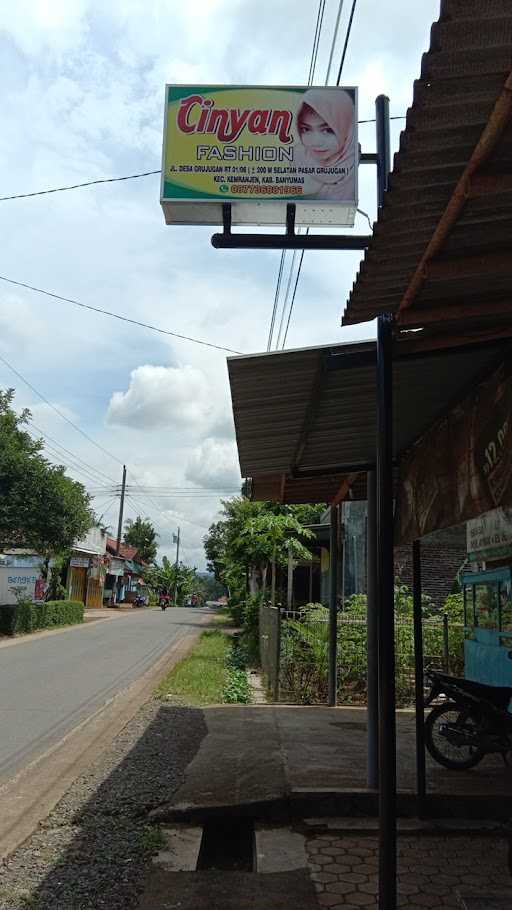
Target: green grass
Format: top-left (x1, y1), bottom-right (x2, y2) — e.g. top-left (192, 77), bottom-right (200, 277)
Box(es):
top-left (157, 630), bottom-right (231, 705)
top-left (141, 825), bottom-right (166, 854)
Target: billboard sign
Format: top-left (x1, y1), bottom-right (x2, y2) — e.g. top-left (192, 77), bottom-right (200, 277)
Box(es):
top-left (161, 85), bottom-right (358, 227)
top-left (396, 358), bottom-right (512, 545)
top-left (467, 507), bottom-right (512, 561)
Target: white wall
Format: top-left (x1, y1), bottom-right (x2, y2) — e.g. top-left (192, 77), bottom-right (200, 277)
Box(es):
top-left (74, 526), bottom-right (107, 555)
top-left (0, 566), bottom-right (39, 604)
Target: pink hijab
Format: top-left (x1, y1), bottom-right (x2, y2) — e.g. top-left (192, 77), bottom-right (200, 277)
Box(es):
top-left (297, 88), bottom-right (355, 171)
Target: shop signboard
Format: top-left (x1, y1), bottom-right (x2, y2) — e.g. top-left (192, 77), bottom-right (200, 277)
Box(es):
top-left (0, 567), bottom-right (39, 604)
top-left (161, 85), bottom-right (358, 227)
top-left (70, 556), bottom-right (90, 568)
top-left (467, 507), bottom-right (512, 561)
top-left (396, 359), bottom-right (512, 544)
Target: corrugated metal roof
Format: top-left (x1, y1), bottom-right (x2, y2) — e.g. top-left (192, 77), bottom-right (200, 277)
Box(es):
top-left (228, 336), bottom-right (510, 503)
top-left (342, 0), bottom-right (512, 340)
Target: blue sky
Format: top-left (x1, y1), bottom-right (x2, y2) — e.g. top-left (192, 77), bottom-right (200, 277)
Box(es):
top-left (0, 0), bottom-right (439, 566)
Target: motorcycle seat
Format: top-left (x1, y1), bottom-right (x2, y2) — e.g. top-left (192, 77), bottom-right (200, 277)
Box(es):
top-left (434, 672), bottom-right (512, 709)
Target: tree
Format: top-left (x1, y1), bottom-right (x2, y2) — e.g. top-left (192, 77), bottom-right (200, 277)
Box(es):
top-left (144, 556), bottom-right (201, 606)
top-left (203, 497), bottom-right (322, 600)
top-left (0, 389), bottom-right (93, 555)
top-left (124, 516), bottom-right (158, 563)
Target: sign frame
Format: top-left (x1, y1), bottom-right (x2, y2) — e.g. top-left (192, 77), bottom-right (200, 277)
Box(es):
top-left (160, 84), bottom-right (359, 228)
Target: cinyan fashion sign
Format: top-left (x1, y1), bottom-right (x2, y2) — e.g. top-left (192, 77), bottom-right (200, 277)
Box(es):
top-left (160, 85), bottom-right (358, 227)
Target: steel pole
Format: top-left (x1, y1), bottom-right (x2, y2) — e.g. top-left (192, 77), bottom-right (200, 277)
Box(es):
top-left (116, 465), bottom-right (127, 556)
top-left (376, 95), bottom-right (391, 208)
top-left (412, 539), bottom-right (426, 814)
top-left (328, 504), bottom-right (339, 707)
top-left (376, 313), bottom-right (396, 910)
top-left (173, 527), bottom-right (180, 605)
top-left (366, 469), bottom-right (379, 789)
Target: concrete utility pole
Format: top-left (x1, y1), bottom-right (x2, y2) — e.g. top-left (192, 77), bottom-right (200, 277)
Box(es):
top-left (173, 527), bottom-right (180, 605)
top-left (116, 465), bottom-right (127, 556)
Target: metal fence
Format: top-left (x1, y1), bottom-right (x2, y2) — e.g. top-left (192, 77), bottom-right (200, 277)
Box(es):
top-left (261, 607), bottom-right (464, 706)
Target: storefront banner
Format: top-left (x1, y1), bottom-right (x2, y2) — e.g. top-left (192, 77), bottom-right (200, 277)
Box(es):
top-left (396, 359), bottom-right (512, 544)
top-left (161, 85), bottom-right (357, 226)
top-left (70, 556), bottom-right (90, 568)
top-left (467, 507), bottom-right (512, 559)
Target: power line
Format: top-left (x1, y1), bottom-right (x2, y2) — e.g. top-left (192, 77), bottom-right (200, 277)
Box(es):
top-left (27, 419), bottom-right (117, 486)
top-left (0, 351), bottom-right (125, 468)
top-left (266, 250), bottom-right (286, 351)
top-left (307, 0), bottom-right (327, 85)
top-left (0, 170), bottom-right (161, 202)
top-left (282, 0), bottom-right (359, 350)
top-left (336, 0), bottom-right (358, 86)
top-left (0, 276), bottom-right (243, 355)
top-left (267, 0), bottom-right (326, 352)
top-left (359, 115), bottom-right (405, 124)
top-left (0, 113), bottom-right (406, 206)
top-left (0, 351), bottom-right (214, 540)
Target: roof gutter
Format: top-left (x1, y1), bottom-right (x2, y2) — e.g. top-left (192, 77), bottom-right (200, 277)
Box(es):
top-left (397, 68), bottom-right (512, 318)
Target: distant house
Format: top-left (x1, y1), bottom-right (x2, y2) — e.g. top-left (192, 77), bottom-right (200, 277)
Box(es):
top-left (104, 538), bottom-right (145, 605)
top-left (67, 526), bottom-right (108, 609)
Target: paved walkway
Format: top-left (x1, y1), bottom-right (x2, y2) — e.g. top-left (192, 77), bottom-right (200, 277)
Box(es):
top-left (149, 705), bottom-right (511, 820)
top-left (305, 828), bottom-right (512, 909)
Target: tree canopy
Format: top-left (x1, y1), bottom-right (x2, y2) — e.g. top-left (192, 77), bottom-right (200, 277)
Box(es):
top-left (124, 515), bottom-right (158, 563)
top-left (203, 497), bottom-right (325, 599)
top-left (144, 556), bottom-right (202, 606)
top-left (0, 389), bottom-right (93, 555)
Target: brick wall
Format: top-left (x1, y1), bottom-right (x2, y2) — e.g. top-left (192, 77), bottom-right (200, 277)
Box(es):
top-left (394, 533), bottom-right (466, 608)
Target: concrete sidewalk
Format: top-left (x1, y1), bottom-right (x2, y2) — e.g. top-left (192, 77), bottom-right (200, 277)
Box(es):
top-left (150, 705), bottom-right (512, 821)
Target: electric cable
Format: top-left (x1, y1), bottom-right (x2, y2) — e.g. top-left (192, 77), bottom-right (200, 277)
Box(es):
top-left (0, 110), bottom-right (406, 205)
top-left (27, 419), bottom-right (117, 486)
top-left (0, 170), bottom-right (161, 202)
top-left (335, 0), bottom-right (358, 86)
top-left (0, 276), bottom-right (243, 355)
top-left (0, 351), bottom-right (125, 467)
top-left (266, 250), bottom-right (286, 351)
top-left (281, 0), bottom-right (359, 350)
top-left (267, 0), bottom-right (326, 352)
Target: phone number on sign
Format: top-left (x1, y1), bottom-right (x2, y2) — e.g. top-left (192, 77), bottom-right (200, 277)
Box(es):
top-left (230, 184), bottom-right (302, 195)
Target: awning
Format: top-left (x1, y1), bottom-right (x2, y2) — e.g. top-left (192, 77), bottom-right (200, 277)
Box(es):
top-left (342, 1), bottom-right (512, 349)
top-left (228, 335), bottom-right (511, 503)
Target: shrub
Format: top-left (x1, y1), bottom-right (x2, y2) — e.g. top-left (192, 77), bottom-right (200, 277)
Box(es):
top-left (0, 600), bottom-right (84, 635)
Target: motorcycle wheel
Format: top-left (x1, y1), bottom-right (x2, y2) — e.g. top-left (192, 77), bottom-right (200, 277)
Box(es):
top-left (425, 702), bottom-right (485, 770)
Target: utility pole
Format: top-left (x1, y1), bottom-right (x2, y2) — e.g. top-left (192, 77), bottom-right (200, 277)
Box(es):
top-left (116, 465), bottom-right (127, 556)
top-left (173, 527), bottom-right (180, 605)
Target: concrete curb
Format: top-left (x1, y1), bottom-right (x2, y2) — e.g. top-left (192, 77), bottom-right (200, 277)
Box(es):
top-left (0, 618), bottom-right (210, 861)
top-left (149, 788), bottom-right (512, 827)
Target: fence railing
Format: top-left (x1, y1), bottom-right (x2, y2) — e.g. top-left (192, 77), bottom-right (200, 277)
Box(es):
top-left (260, 603), bottom-right (464, 706)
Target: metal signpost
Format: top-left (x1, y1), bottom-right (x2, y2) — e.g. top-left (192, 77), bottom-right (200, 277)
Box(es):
top-left (161, 84), bottom-right (396, 910)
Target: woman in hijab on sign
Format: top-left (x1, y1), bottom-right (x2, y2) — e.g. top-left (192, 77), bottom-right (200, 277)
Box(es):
top-left (295, 88), bottom-right (355, 202)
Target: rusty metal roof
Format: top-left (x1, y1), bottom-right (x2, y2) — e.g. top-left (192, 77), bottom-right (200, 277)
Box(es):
top-left (342, 0), bottom-right (512, 344)
top-left (228, 336), bottom-right (510, 504)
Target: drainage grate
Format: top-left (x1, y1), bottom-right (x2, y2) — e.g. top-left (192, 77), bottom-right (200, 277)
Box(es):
top-left (196, 817), bottom-right (254, 871)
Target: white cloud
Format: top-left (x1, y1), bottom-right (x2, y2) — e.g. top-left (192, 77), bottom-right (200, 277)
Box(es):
top-left (106, 364), bottom-right (215, 430)
top-left (0, 0), bottom-right (442, 570)
top-left (186, 438), bottom-right (241, 491)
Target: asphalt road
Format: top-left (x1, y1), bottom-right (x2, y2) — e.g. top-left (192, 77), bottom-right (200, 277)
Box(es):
top-left (0, 607), bottom-right (206, 785)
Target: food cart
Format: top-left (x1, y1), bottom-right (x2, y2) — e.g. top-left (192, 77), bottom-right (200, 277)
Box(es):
top-left (463, 508), bottom-right (512, 686)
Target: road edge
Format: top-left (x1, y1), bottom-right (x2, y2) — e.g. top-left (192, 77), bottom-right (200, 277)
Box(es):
top-left (0, 615), bottom-right (211, 861)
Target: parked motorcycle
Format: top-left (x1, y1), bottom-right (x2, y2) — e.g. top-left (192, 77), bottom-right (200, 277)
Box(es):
top-left (424, 670), bottom-right (512, 770)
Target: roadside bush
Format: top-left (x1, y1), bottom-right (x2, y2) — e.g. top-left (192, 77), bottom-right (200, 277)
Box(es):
top-left (0, 600), bottom-right (84, 635)
top-left (223, 637), bottom-right (251, 703)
